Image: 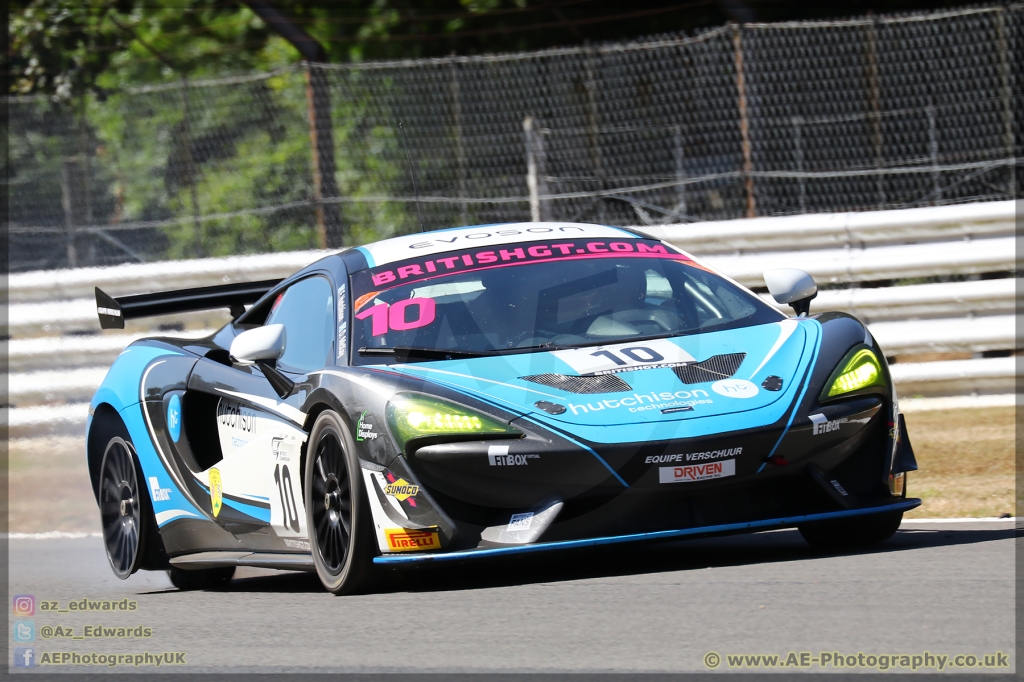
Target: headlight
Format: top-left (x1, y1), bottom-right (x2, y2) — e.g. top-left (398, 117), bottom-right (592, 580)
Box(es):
top-left (821, 346), bottom-right (885, 400)
top-left (386, 393), bottom-right (518, 451)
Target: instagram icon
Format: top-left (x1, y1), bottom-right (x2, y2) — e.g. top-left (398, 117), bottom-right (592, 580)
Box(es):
top-left (12, 595), bottom-right (35, 616)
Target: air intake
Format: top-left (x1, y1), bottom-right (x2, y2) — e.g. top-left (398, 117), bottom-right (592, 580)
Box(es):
top-left (673, 353), bottom-right (747, 384)
top-left (521, 373), bottom-right (631, 394)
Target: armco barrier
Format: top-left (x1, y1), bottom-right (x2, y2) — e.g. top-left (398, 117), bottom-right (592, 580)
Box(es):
top-left (4, 201), bottom-right (1019, 439)
top-left (639, 200), bottom-right (1016, 253)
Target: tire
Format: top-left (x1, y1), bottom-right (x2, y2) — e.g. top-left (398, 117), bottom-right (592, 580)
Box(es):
top-left (97, 429), bottom-right (162, 578)
top-left (304, 410), bottom-right (378, 594)
top-left (798, 510), bottom-right (903, 549)
top-left (168, 566), bottom-right (236, 591)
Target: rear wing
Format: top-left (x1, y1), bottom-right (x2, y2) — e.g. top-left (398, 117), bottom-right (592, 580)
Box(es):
top-left (95, 279), bottom-right (281, 330)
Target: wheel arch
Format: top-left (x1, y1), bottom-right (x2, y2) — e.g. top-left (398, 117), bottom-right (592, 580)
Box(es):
top-left (299, 395), bottom-right (354, 505)
top-left (86, 403), bottom-right (125, 503)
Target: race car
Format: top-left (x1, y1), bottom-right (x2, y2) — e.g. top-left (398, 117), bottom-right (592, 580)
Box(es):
top-left (87, 222), bottom-right (919, 594)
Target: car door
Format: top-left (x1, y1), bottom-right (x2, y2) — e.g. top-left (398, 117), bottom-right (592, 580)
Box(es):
top-left (183, 275), bottom-right (336, 548)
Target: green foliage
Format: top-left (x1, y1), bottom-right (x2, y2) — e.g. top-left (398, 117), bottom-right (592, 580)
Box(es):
top-left (8, 0), bottom-right (303, 100)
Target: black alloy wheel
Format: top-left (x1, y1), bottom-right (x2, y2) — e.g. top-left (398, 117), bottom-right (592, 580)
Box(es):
top-left (311, 430), bottom-right (352, 573)
top-left (304, 410), bottom-right (377, 594)
top-left (98, 437), bottom-right (144, 579)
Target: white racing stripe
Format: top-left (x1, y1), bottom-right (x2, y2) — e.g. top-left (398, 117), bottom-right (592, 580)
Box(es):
top-left (747, 319), bottom-right (799, 379)
top-left (154, 509), bottom-right (202, 525)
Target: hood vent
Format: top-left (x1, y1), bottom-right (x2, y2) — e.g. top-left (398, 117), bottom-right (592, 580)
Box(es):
top-left (673, 353), bottom-right (747, 384)
top-left (521, 373), bottom-right (631, 394)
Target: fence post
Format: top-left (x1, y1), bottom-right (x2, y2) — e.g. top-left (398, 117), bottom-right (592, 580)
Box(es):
top-left (673, 124), bottom-right (687, 220)
top-left (304, 63), bottom-right (343, 248)
top-left (792, 116), bottom-right (806, 213)
top-left (995, 7), bottom-right (1015, 197)
top-left (60, 161), bottom-right (77, 267)
top-left (584, 44), bottom-right (605, 221)
top-left (77, 91), bottom-right (94, 261)
top-left (732, 24), bottom-right (756, 218)
top-left (524, 116), bottom-right (550, 222)
top-left (181, 76), bottom-right (203, 257)
top-left (449, 59), bottom-right (469, 226)
top-left (927, 102), bottom-right (941, 205)
top-left (864, 13), bottom-right (885, 210)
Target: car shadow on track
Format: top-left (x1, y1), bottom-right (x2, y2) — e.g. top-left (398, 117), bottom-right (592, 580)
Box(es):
top-left (205, 525), bottom-right (1017, 596)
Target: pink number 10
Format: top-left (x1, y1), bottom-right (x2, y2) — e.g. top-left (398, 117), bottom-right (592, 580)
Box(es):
top-left (355, 298), bottom-right (436, 336)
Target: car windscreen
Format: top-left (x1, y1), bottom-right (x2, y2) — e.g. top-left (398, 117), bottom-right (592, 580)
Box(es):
top-left (348, 238), bottom-right (784, 364)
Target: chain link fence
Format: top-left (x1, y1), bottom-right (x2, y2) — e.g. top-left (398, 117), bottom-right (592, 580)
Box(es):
top-left (5, 4), bottom-right (1021, 272)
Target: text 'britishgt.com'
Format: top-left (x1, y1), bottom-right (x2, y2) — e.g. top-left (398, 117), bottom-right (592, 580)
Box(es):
top-left (88, 222), bottom-right (919, 593)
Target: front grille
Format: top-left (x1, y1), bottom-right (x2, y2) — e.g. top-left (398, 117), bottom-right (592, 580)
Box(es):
top-left (521, 373), bottom-right (631, 394)
top-left (673, 353), bottom-right (747, 384)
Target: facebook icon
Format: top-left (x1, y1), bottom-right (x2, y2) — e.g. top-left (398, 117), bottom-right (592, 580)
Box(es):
top-left (14, 647), bottom-right (36, 668)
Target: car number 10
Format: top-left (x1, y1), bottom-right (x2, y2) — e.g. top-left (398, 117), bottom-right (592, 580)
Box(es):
top-left (273, 463), bottom-right (300, 533)
top-left (552, 338), bottom-right (696, 375)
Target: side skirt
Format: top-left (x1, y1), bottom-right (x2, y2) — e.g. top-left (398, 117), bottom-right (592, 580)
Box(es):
top-left (373, 498), bottom-right (921, 565)
top-left (169, 551), bottom-right (314, 572)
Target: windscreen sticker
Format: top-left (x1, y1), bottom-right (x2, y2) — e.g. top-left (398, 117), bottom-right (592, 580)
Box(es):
top-left (337, 283), bottom-right (348, 363)
top-left (354, 239), bottom-right (687, 294)
top-left (357, 223), bottom-right (635, 265)
top-left (552, 339), bottom-right (695, 375)
top-left (355, 298), bottom-right (437, 336)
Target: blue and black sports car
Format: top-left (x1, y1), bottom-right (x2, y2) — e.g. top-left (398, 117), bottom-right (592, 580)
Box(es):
top-left (88, 222), bottom-right (919, 593)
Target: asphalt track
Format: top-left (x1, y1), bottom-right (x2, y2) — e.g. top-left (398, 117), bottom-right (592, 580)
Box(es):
top-left (6, 520), bottom-right (1017, 674)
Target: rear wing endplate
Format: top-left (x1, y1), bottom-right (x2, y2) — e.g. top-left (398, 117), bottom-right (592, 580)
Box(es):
top-left (95, 279), bottom-right (281, 330)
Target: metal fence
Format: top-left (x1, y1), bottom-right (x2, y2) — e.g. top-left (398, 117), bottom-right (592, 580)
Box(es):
top-left (5, 4), bottom-right (1021, 272)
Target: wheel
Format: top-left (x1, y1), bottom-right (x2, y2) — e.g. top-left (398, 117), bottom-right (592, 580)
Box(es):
top-left (304, 410), bottom-right (378, 594)
top-left (798, 510), bottom-right (903, 549)
top-left (98, 433), bottom-right (162, 579)
top-left (168, 566), bottom-right (235, 591)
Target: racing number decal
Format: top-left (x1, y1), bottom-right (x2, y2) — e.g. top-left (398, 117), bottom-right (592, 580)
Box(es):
top-left (553, 338), bottom-right (695, 375)
top-left (355, 298), bottom-right (436, 336)
top-left (273, 463), bottom-right (300, 533)
top-left (590, 346), bottom-right (665, 366)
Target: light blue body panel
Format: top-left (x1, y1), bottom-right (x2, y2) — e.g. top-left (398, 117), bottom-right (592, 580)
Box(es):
top-left (88, 344), bottom-right (203, 527)
top-left (380, 319), bottom-right (822, 445)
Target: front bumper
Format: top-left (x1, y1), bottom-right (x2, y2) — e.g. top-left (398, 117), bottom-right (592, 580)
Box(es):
top-left (374, 394), bottom-right (899, 555)
top-left (373, 498), bottom-right (920, 564)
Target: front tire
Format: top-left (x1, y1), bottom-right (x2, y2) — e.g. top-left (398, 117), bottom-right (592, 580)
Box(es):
top-left (798, 510), bottom-right (903, 549)
top-left (304, 410), bottom-right (378, 594)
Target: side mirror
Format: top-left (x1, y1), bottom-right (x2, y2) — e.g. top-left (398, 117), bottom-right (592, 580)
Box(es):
top-left (764, 268), bottom-right (817, 317)
top-left (229, 324), bottom-right (295, 399)
top-left (229, 324), bottom-right (286, 365)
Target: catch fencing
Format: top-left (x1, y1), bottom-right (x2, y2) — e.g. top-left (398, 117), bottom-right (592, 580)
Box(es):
top-left (4, 200), bottom-right (1018, 439)
top-left (5, 4), bottom-right (1021, 272)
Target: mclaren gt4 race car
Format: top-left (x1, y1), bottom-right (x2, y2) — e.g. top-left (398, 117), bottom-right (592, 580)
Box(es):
top-left (88, 222), bottom-right (919, 593)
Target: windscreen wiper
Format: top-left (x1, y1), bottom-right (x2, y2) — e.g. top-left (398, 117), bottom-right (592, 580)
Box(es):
top-left (358, 346), bottom-right (499, 361)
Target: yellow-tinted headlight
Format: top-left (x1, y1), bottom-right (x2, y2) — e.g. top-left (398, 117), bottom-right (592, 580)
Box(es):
top-left (386, 394), bottom-right (517, 450)
top-left (823, 347), bottom-right (884, 399)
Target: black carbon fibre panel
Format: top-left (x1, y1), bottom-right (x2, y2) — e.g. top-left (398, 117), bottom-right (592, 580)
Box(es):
top-left (673, 353), bottom-right (746, 384)
top-left (521, 373), bottom-right (632, 394)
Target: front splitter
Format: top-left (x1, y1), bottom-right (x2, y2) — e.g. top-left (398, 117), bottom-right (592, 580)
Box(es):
top-left (373, 498), bottom-right (921, 564)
